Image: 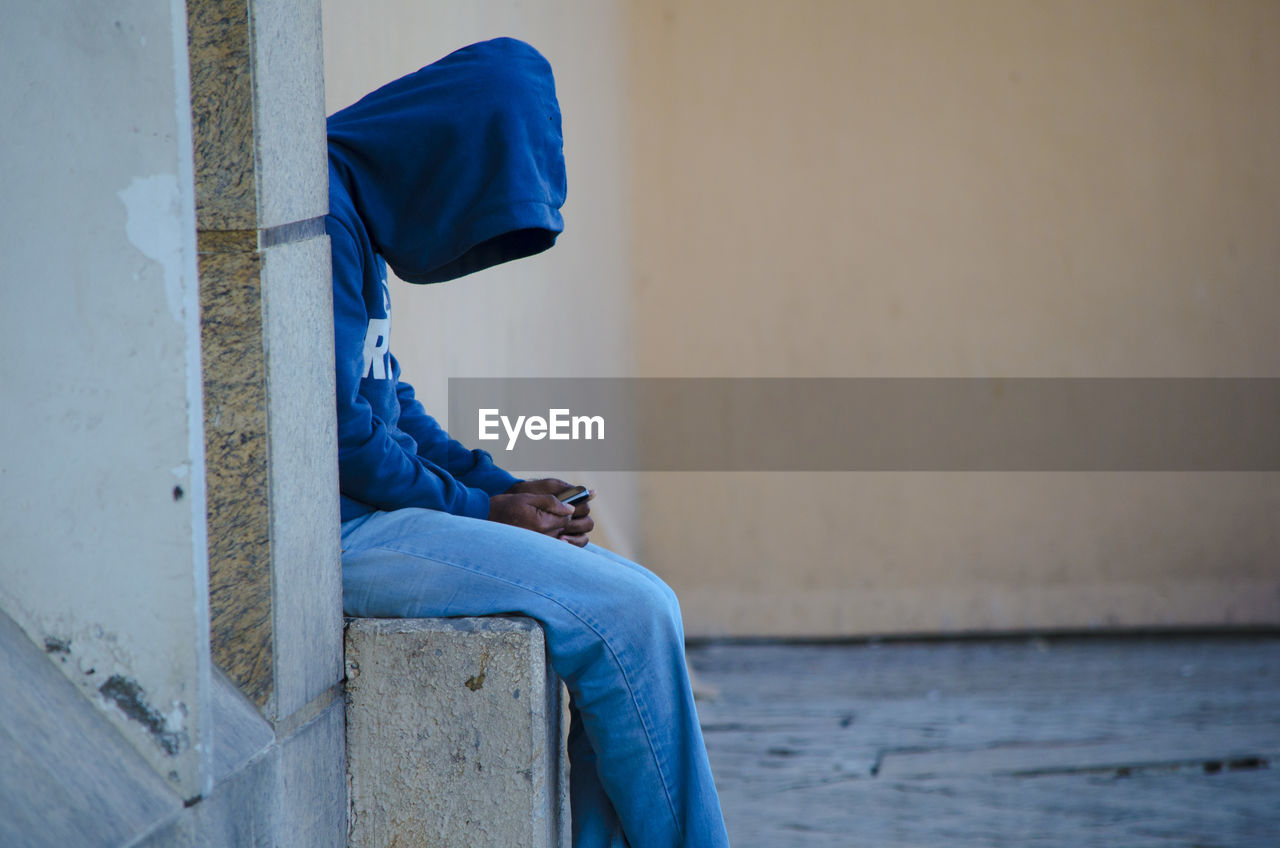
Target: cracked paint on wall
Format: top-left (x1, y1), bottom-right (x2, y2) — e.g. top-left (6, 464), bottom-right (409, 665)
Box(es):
top-left (119, 174), bottom-right (186, 322)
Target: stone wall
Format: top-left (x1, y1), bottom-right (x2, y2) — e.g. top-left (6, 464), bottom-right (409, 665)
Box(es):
top-left (0, 0), bottom-right (346, 843)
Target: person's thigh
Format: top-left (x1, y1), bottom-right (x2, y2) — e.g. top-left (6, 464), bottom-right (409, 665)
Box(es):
top-left (339, 508), bottom-right (670, 631)
top-left (582, 541), bottom-right (672, 588)
top-left (339, 507), bottom-right (688, 772)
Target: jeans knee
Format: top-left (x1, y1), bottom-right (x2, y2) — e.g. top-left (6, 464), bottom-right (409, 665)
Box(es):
top-left (656, 577), bottom-right (683, 627)
top-left (620, 574), bottom-right (683, 642)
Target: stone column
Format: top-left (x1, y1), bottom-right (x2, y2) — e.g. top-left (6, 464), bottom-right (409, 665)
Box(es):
top-left (184, 1), bottom-right (349, 842)
top-left (188, 0), bottom-right (342, 725)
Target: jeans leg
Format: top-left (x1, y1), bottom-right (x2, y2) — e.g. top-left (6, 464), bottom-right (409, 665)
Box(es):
top-left (340, 508), bottom-right (730, 848)
top-left (568, 702), bottom-right (627, 848)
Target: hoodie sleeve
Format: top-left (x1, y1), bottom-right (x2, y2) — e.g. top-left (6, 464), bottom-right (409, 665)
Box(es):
top-left (393, 375), bottom-right (520, 495)
top-left (330, 221), bottom-right (492, 518)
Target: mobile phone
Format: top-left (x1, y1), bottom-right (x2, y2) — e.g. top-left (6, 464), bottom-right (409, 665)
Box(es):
top-left (557, 485), bottom-right (590, 505)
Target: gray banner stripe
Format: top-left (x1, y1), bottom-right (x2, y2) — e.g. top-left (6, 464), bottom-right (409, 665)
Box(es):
top-left (448, 378), bottom-right (1280, 471)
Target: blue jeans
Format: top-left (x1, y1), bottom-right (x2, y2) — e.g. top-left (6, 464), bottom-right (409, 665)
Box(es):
top-left (340, 508), bottom-right (730, 848)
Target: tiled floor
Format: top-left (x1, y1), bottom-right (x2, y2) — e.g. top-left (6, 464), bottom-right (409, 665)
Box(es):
top-left (688, 634), bottom-right (1280, 847)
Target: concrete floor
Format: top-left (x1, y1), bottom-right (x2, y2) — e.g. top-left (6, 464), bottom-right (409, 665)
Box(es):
top-left (687, 634), bottom-right (1280, 848)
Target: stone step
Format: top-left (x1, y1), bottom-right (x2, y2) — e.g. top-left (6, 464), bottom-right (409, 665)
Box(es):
top-left (344, 617), bottom-right (569, 848)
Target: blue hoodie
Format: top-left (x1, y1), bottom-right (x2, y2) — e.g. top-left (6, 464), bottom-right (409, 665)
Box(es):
top-left (326, 38), bottom-right (567, 522)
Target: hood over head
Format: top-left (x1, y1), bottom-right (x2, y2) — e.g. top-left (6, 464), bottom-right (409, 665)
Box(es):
top-left (327, 38), bottom-right (566, 284)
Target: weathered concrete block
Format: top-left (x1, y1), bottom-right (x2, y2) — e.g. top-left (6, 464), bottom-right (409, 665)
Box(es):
top-left (344, 617), bottom-right (569, 848)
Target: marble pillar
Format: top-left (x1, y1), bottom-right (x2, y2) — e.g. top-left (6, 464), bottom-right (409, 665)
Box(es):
top-left (188, 0), bottom-right (342, 724)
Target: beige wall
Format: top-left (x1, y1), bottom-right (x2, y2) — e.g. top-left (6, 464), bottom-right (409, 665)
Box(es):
top-left (628, 0), bottom-right (1280, 635)
top-left (322, 1), bottom-right (1280, 637)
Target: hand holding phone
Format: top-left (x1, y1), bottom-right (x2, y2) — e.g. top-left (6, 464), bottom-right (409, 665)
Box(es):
top-left (557, 484), bottom-right (591, 505)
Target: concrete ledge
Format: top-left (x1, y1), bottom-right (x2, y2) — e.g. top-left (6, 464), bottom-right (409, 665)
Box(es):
top-left (344, 617), bottom-right (569, 848)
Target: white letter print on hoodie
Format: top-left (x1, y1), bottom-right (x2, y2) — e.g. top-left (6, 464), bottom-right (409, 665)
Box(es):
top-left (362, 272), bottom-right (392, 380)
